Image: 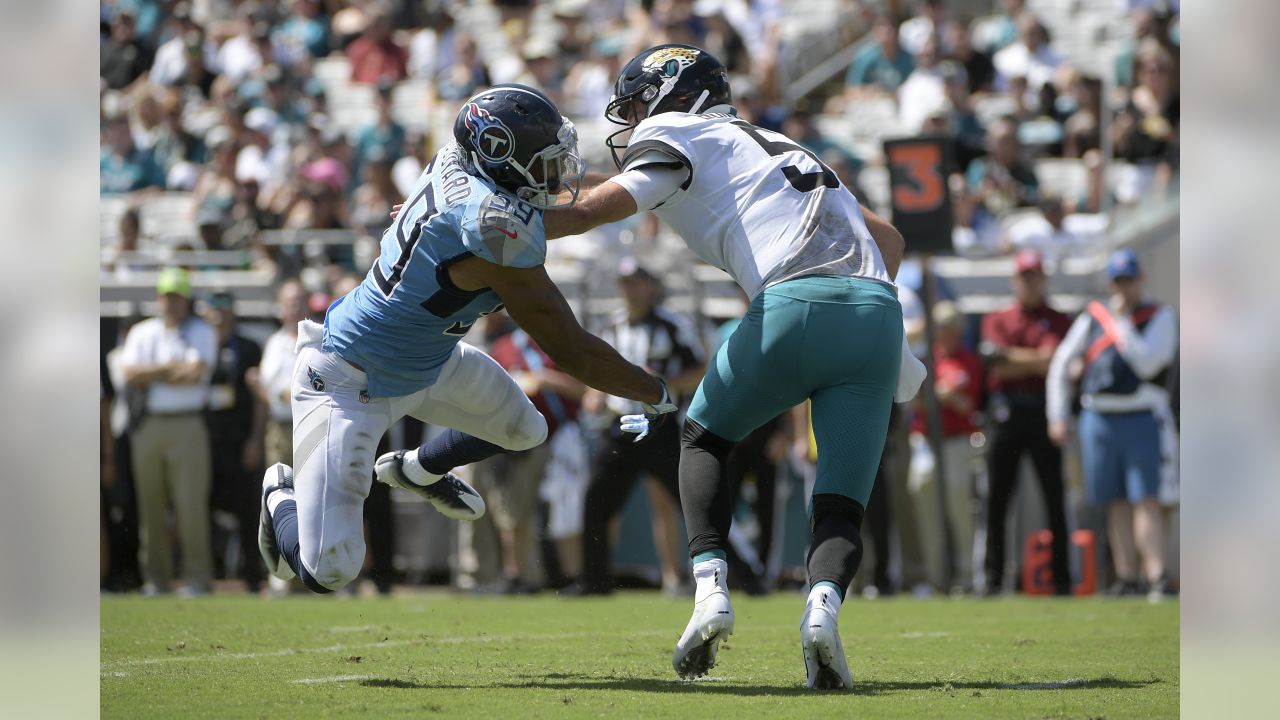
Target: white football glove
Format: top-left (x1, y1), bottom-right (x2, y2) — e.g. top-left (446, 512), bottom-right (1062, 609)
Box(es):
top-left (619, 377), bottom-right (679, 442)
top-left (895, 331), bottom-right (928, 403)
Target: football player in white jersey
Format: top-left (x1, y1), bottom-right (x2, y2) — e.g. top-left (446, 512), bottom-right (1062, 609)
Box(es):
top-left (542, 45), bottom-right (925, 689)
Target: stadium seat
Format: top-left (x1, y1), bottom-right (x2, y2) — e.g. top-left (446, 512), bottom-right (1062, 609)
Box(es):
top-left (138, 193), bottom-right (196, 244)
top-left (973, 94), bottom-right (1017, 129)
top-left (1034, 158), bottom-right (1088, 200)
top-left (1107, 161), bottom-right (1157, 206)
top-left (328, 83), bottom-right (378, 138)
top-left (312, 56), bottom-right (353, 89)
top-left (100, 194), bottom-right (129, 248)
top-left (391, 80), bottom-right (432, 133)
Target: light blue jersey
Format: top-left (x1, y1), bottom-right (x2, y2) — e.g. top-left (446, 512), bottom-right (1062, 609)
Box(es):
top-left (324, 143), bottom-right (546, 397)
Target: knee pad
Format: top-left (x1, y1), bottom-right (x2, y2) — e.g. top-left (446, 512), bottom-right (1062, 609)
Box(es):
top-left (682, 418), bottom-right (734, 460)
top-left (810, 493), bottom-right (865, 534)
top-left (506, 407), bottom-right (548, 452)
top-left (308, 538), bottom-right (364, 592)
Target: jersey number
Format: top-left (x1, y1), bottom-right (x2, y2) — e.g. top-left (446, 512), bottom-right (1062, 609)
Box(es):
top-left (730, 120), bottom-right (840, 193)
top-left (444, 303), bottom-right (504, 337)
top-left (374, 180), bottom-right (438, 296)
top-left (886, 143), bottom-right (945, 212)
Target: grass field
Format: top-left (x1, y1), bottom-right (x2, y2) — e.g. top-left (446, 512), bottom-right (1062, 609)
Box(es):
top-left (101, 592), bottom-right (1178, 718)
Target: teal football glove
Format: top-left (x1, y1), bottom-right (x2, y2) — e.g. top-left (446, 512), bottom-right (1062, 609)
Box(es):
top-left (619, 377), bottom-right (679, 442)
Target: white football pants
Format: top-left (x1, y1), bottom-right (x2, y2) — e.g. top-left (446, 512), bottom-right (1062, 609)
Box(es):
top-left (289, 321), bottom-right (547, 590)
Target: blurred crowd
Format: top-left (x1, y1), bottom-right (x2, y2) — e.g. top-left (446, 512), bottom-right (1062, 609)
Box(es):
top-left (100, 0), bottom-right (1180, 599)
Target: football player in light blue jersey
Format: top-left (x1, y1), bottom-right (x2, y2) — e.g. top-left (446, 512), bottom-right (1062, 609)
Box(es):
top-left (258, 84), bottom-right (677, 596)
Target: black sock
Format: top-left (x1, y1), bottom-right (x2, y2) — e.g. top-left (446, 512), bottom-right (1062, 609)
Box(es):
top-left (417, 428), bottom-right (510, 475)
top-left (679, 419), bottom-right (736, 559)
top-left (271, 498), bottom-right (332, 595)
top-left (806, 493), bottom-right (866, 596)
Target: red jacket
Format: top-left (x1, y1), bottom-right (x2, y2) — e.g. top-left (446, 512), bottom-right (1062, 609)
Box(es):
top-left (913, 346), bottom-right (984, 437)
top-left (490, 332), bottom-right (579, 436)
top-left (981, 303), bottom-right (1071, 396)
top-left (348, 37), bottom-right (408, 84)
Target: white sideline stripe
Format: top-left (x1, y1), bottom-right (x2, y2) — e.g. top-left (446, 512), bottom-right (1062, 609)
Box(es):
top-left (293, 675), bottom-right (373, 685)
top-left (900, 631), bottom-right (950, 638)
top-left (101, 629), bottom-right (672, 671)
top-left (102, 639), bottom-right (415, 669)
top-left (1003, 678), bottom-right (1089, 690)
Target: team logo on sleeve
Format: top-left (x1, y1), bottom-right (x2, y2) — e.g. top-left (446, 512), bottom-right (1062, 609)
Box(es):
top-left (462, 103), bottom-right (515, 162)
top-left (642, 47), bottom-right (700, 78)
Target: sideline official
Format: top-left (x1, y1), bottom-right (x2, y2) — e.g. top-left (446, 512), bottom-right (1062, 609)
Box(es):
top-left (979, 250), bottom-right (1073, 595)
top-left (1047, 250), bottom-right (1177, 598)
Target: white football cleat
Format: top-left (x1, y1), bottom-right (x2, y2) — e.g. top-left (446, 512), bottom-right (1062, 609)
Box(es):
top-left (258, 463), bottom-right (296, 581)
top-left (375, 450), bottom-right (485, 521)
top-left (800, 593), bottom-right (853, 690)
top-left (672, 589), bottom-right (735, 679)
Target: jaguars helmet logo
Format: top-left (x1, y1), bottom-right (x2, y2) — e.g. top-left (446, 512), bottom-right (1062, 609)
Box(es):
top-left (641, 47), bottom-right (701, 78)
top-left (461, 102), bottom-right (515, 163)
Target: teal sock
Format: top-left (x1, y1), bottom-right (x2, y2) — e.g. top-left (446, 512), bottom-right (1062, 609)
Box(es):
top-left (813, 580), bottom-right (845, 602)
top-left (692, 549), bottom-right (727, 564)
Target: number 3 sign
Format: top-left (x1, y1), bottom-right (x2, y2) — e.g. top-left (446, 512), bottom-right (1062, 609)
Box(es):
top-left (884, 136), bottom-right (954, 254)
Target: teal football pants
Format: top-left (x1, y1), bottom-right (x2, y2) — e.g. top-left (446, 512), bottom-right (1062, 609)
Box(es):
top-left (687, 275), bottom-right (902, 507)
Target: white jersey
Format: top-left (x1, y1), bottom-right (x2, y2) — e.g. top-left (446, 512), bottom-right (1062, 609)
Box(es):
top-left (615, 109), bottom-right (891, 298)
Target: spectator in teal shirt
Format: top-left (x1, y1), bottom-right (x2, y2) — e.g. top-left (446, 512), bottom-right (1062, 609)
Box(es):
top-left (351, 81), bottom-right (406, 192)
top-left (845, 17), bottom-right (915, 93)
top-left (113, 0), bottom-right (163, 45)
top-left (101, 116), bottom-right (166, 194)
top-left (273, 0), bottom-right (331, 66)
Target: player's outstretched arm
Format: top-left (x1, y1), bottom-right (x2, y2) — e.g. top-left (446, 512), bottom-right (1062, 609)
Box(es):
top-left (860, 203), bottom-right (905, 280)
top-left (543, 180), bottom-right (639, 239)
top-left (449, 256), bottom-right (664, 405)
top-left (395, 177), bottom-right (638, 235)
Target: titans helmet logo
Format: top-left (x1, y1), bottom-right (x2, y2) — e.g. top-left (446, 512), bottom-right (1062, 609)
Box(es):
top-left (462, 103), bottom-right (515, 163)
top-left (642, 47), bottom-right (700, 78)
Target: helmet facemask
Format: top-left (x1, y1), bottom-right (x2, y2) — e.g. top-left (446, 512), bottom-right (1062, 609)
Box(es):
top-left (604, 46), bottom-right (722, 169)
top-left (605, 88), bottom-right (657, 170)
top-left (471, 116), bottom-right (585, 209)
top-left (513, 117), bottom-right (584, 209)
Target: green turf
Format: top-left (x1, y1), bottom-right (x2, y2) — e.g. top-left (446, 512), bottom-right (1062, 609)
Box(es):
top-left (101, 592), bottom-right (1178, 719)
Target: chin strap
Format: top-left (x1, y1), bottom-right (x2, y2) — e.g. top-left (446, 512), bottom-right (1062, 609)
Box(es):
top-left (687, 89), bottom-right (710, 114)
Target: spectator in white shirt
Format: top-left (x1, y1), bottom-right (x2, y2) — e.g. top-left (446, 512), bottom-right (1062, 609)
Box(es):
top-left (993, 13), bottom-right (1063, 94)
top-left (897, 35), bottom-right (945, 133)
top-left (118, 267), bottom-right (219, 595)
top-left (249, 279), bottom-right (307, 470)
top-left (899, 0), bottom-right (947, 56)
top-left (216, 19), bottom-right (272, 83)
top-left (1047, 250), bottom-right (1177, 599)
top-left (149, 3), bottom-right (201, 87)
top-left (1005, 194), bottom-right (1109, 270)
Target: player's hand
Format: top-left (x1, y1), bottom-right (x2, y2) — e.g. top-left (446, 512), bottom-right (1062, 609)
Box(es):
top-left (389, 203), bottom-right (404, 220)
top-left (1048, 420), bottom-right (1070, 448)
top-left (619, 377), bottom-right (678, 442)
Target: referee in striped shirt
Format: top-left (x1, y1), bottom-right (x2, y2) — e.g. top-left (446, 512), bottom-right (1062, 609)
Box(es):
top-left (569, 258), bottom-right (708, 595)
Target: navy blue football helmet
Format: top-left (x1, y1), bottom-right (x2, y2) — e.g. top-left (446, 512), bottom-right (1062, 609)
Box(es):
top-left (604, 45), bottom-right (732, 168)
top-left (453, 84), bottom-right (584, 208)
